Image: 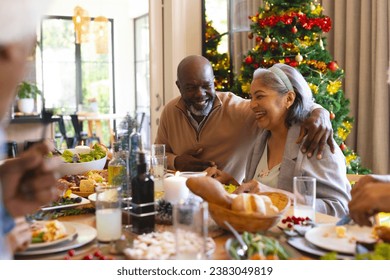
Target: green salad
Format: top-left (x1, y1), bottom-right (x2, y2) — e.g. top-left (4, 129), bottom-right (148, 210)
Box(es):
top-left (61, 143), bottom-right (106, 163)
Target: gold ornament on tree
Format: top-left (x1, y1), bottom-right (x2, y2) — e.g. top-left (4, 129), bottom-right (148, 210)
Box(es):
top-left (94, 16), bottom-right (109, 54)
top-left (295, 53), bottom-right (303, 62)
top-left (72, 6), bottom-right (90, 44)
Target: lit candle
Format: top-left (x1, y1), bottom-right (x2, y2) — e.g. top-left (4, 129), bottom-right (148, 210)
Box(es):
top-left (163, 172), bottom-right (189, 204)
top-left (74, 145), bottom-right (91, 154)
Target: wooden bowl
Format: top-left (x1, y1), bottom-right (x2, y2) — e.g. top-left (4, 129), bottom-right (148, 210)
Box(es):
top-left (208, 192), bottom-right (290, 233)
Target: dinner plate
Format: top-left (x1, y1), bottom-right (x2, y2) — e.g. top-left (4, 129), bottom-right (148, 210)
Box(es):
top-left (305, 224), bottom-right (376, 255)
top-left (41, 193), bottom-right (90, 211)
top-left (287, 237), bottom-right (353, 259)
top-left (16, 222), bottom-right (97, 256)
top-left (28, 222), bottom-right (77, 249)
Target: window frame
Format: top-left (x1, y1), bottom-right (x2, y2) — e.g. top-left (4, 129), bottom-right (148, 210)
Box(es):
top-left (39, 15), bottom-right (116, 114)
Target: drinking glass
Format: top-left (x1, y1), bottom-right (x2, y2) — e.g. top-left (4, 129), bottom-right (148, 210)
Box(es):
top-left (173, 200), bottom-right (208, 259)
top-left (151, 144), bottom-right (165, 157)
top-left (150, 155), bottom-right (167, 199)
top-left (293, 176), bottom-right (316, 221)
top-left (95, 185), bottom-right (122, 242)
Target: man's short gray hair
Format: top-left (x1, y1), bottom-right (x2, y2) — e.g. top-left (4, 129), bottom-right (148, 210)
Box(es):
top-left (252, 63), bottom-right (314, 127)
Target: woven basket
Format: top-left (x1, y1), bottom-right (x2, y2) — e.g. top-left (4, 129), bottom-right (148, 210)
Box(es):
top-left (208, 192), bottom-right (290, 233)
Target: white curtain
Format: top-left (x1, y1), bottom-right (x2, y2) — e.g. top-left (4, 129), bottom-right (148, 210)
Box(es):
top-left (321, 0), bottom-right (390, 174)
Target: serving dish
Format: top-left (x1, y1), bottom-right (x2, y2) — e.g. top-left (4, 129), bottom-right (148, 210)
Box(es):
top-left (41, 193), bottom-right (90, 211)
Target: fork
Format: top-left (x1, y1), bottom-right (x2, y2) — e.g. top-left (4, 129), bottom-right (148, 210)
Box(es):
top-left (224, 221), bottom-right (248, 259)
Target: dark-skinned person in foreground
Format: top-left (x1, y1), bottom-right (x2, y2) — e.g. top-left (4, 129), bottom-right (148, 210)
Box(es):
top-left (0, 0), bottom-right (61, 258)
top-left (155, 55), bottom-right (334, 183)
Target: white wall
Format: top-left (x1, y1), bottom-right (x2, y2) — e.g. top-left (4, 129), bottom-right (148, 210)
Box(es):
top-left (149, 0), bottom-right (202, 142)
top-left (46, 0), bottom-right (148, 116)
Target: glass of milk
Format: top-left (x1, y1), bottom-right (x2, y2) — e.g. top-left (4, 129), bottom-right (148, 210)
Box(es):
top-left (95, 185), bottom-right (122, 243)
top-left (293, 176), bottom-right (316, 221)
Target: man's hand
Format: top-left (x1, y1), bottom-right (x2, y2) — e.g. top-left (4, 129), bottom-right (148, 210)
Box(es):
top-left (174, 148), bottom-right (215, 171)
top-left (1, 142), bottom-right (62, 217)
top-left (296, 108), bottom-right (335, 159)
top-left (349, 180), bottom-right (390, 227)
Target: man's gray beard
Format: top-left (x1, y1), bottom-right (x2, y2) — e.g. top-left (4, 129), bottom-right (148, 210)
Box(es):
top-left (188, 99), bottom-right (213, 117)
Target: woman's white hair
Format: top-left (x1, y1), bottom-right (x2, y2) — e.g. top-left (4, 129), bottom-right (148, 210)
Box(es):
top-left (0, 0), bottom-right (49, 44)
top-left (252, 63), bottom-right (314, 126)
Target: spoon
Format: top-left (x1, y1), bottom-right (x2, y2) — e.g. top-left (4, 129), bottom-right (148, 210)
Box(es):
top-left (224, 221), bottom-right (248, 259)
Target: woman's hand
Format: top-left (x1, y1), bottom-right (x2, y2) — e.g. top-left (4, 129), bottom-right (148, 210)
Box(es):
top-left (204, 166), bottom-right (238, 185)
top-left (234, 179), bottom-right (262, 194)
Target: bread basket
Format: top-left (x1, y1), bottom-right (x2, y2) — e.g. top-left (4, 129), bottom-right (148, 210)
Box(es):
top-left (208, 192), bottom-right (290, 233)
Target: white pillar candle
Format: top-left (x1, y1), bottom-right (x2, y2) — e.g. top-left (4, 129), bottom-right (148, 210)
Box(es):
top-left (163, 175), bottom-right (189, 204)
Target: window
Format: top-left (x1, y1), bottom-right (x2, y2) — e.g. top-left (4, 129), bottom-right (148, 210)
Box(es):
top-left (38, 16), bottom-right (115, 145)
top-left (134, 14), bottom-right (150, 149)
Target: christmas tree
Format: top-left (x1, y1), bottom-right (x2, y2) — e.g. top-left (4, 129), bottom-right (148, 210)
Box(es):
top-left (204, 20), bottom-right (231, 91)
top-left (231, 0), bottom-right (369, 174)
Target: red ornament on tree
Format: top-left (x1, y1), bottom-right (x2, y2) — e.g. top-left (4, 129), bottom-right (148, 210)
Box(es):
top-left (340, 143), bottom-right (346, 151)
top-left (248, 33), bottom-right (254, 39)
top-left (328, 61), bottom-right (339, 72)
top-left (245, 56), bottom-right (254, 64)
top-left (291, 26), bottom-right (298, 34)
top-left (330, 111), bottom-right (335, 120)
top-left (289, 61), bottom-right (298, 67)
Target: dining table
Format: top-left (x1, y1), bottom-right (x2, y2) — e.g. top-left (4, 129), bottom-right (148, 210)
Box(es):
top-left (14, 205), bottom-right (338, 261)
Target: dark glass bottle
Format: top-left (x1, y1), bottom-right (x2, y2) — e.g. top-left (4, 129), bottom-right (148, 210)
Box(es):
top-left (130, 151), bottom-right (155, 234)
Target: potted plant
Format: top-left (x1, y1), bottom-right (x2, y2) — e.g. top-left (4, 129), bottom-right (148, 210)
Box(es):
top-left (17, 81), bottom-right (41, 114)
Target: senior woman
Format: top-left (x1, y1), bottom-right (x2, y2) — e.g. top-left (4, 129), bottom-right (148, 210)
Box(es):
top-left (210, 63), bottom-right (351, 217)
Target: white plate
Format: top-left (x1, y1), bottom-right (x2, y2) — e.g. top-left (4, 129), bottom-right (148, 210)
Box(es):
top-left (28, 222), bottom-right (77, 249)
top-left (41, 193), bottom-right (90, 211)
top-left (305, 224), bottom-right (376, 255)
top-left (16, 222), bottom-right (97, 256)
top-left (287, 237), bottom-right (353, 259)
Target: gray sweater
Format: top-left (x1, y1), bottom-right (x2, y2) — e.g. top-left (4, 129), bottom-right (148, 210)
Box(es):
top-left (245, 124), bottom-right (351, 218)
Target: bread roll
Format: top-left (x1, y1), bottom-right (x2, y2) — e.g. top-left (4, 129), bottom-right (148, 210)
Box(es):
top-left (257, 195), bottom-right (279, 216)
top-left (79, 179), bottom-right (95, 193)
top-left (231, 193), bottom-right (266, 215)
top-left (231, 193), bottom-right (279, 216)
top-left (186, 176), bottom-right (232, 208)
